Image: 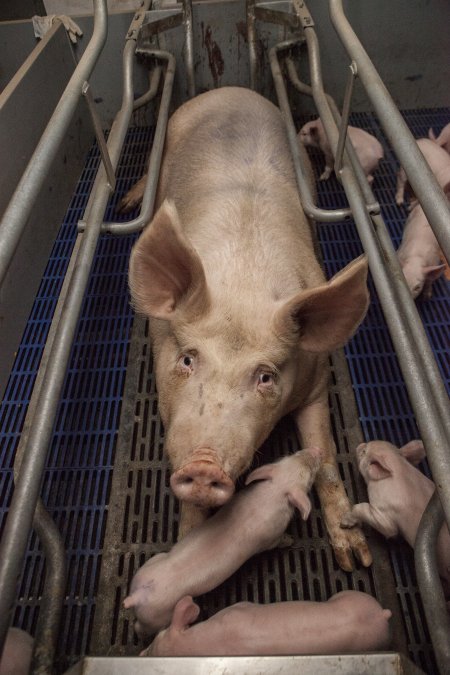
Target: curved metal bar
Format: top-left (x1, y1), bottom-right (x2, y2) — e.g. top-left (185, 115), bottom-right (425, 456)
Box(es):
top-left (285, 55), bottom-right (379, 213)
top-left (270, 41), bottom-right (369, 222)
top-left (133, 65), bottom-right (162, 111)
top-left (247, 0), bottom-right (258, 90)
top-left (30, 502), bottom-right (67, 675)
top-left (329, 0), bottom-right (450, 264)
top-left (0, 9), bottom-right (147, 658)
top-left (92, 49), bottom-right (176, 235)
top-left (0, 0), bottom-right (108, 288)
top-left (415, 492), bottom-right (450, 674)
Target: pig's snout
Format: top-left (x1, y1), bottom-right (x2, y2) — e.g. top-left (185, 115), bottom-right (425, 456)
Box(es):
top-left (170, 455), bottom-right (235, 507)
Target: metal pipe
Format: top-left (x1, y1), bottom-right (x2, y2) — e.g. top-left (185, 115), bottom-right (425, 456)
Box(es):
top-left (0, 0), bottom-right (108, 288)
top-left (334, 61), bottom-right (357, 175)
top-left (285, 56), bottom-right (379, 213)
top-left (304, 24), bottom-right (450, 524)
top-left (82, 49), bottom-right (175, 235)
top-left (31, 502), bottom-right (67, 675)
top-left (247, 0), bottom-right (258, 90)
top-left (0, 10), bottom-right (146, 658)
top-left (415, 492), bottom-right (450, 673)
top-left (269, 41), bottom-right (374, 222)
top-left (182, 0), bottom-right (196, 98)
top-left (329, 0), bottom-right (450, 264)
top-left (133, 65), bottom-right (162, 110)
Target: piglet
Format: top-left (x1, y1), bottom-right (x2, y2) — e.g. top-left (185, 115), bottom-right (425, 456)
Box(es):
top-left (396, 199), bottom-right (446, 299)
top-left (142, 590), bottom-right (391, 656)
top-left (124, 448), bottom-right (323, 635)
top-left (298, 118), bottom-right (384, 182)
top-left (395, 138), bottom-right (450, 206)
top-left (429, 123), bottom-right (450, 155)
top-left (0, 628), bottom-right (34, 675)
top-left (341, 440), bottom-right (450, 592)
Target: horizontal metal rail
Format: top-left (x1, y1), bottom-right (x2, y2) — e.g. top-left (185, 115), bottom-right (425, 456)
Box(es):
top-left (329, 0), bottom-right (450, 266)
top-left (0, 0), bottom-right (108, 288)
top-left (0, 4), bottom-right (155, 658)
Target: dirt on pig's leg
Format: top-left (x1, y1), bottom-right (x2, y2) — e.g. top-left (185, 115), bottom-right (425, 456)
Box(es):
top-left (294, 398), bottom-right (373, 572)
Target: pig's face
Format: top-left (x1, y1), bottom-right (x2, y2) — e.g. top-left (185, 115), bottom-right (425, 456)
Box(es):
top-left (155, 309), bottom-right (303, 507)
top-left (298, 120), bottom-right (321, 149)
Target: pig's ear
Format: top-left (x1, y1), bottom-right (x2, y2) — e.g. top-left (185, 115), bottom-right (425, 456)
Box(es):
top-left (245, 464), bottom-right (275, 485)
top-left (171, 596), bottom-right (200, 632)
top-left (399, 440), bottom-right (426, 465)
top-left (424, 264), bottom-right (445, 282)
top-left (288, 489), bottom-right (312, 520)
top-left (366, 452), bottom-right (392, 481)
top-left (129, 200), bottom-right (210, 321)
top-left (274, 255), bottom-right (369, 352)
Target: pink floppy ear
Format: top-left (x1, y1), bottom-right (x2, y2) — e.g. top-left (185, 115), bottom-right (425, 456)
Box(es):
top-left (245, 464), bottom-right (275, 485)
top-left (288, 489), bottom-right (312, 520)
top-left (366, 451), bottom-right (393, 481)
top-left (171, 596), bottom-right (200, 632)
top-left (399, 440), bottom-right (426, 465)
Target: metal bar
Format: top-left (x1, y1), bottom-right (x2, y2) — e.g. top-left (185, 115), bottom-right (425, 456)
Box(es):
top-left (415, 492), bottom-right (450, 674)
top-left (270, 41), bottom-right (372, 222)
top-left (133, 65), bottom-right (162, 110)
top-left (31, 502), bottom-right (67, 675)
top-left (329, 0), bottom-right (450, 265)
top-left (0, 0), bottom-right (108, 289)
top-left (247, 0), bottom-right (258, 90)
top-left (82, 81), bottom-right (116, 191)
top-left (285, 55), bottom-right (379, 214)
top-left (334, 61), bottom-right (357, 176)
top-left (79, 49), bottom-right (176, 235)
top-left (182, 0), bottom-right (196, 98)
top-left (0, 6), bottom-right (149, 658)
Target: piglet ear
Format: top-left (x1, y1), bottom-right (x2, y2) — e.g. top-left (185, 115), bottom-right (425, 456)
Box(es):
top-left (245, 464), bottom-right (275, 485)
top-left (171, 596), bottom-right (200, 632)
top-left (129, 200), bottom-right (210, 321)
top-left (366, 451), bottom-right (393, 481)
top-left (288, 489), bottom-right (312, 520)
top-left (423, 264), bottom-right (445, 282)
top-left (273, 256), bottom-right (369, 352)
top-left (399, 440), bottom-right (426, 465)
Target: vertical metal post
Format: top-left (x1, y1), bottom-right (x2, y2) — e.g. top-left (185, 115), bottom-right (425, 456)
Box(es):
top-left (247, 0), bottom-right (258, 90)
top-left (182, 0), bottom-right (196, 97)
top-left (334, 61), bottom-right (357, 176)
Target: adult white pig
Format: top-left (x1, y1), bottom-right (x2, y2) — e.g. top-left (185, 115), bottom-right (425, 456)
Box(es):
top-left (124, 448), bottom-right (322, 635)
top-left (142, 591), bottom-right (392, 656)
top-left (127, 87), bottom-right (372, 570)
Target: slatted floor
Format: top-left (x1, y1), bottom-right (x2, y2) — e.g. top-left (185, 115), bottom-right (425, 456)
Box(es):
top-left (0, 108), bottom-right (448, 673)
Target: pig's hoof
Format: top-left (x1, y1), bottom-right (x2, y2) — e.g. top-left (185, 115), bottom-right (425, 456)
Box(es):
top-left (333, 527), bottom-right (373, 572)
top-left (319, 170), bottom-right (331, 181)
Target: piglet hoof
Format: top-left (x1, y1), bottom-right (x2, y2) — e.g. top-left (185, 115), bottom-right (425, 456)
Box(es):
top-left (340, 511), bottom-right (359, 529)
top-left (319, 169), bottom-right (332, 181)
top-left (116, 176), bottom-right (147, 214)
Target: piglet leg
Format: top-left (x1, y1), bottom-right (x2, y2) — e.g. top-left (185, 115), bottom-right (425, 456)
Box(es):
top-left (294, 399), bottom-right (372, 572)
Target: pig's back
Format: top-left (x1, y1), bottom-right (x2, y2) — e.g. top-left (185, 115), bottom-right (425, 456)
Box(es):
top-left (158, 87), bottom-right (323, 294)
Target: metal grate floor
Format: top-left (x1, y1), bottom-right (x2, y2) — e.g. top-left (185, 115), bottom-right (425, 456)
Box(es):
top-left (0, 108), bottom-right (448, 674)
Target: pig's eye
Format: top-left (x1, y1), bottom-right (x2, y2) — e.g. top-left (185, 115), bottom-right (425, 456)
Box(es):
top-left (257, 370), bottom-right (276, 391)
top-left (178, 354), bottom-right (195, 374)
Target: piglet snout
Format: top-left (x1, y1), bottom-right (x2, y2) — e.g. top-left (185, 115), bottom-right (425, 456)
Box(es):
top-left (170, 454), bottom-right (234, 507)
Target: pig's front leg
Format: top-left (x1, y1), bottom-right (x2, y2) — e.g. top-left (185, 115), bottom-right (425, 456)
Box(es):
top-left (341, 503), bottom-right (399, 539)
top-left (294, 399), bottom-right (372, 571)
top-left (178, 502), bottom-right (210, 539)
